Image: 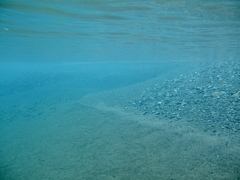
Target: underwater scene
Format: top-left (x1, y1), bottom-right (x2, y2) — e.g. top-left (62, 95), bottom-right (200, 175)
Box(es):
top-left (0, 0), bottom-right (240, 179)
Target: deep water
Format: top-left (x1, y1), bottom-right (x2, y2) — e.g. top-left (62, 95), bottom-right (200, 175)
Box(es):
top-left (1, 0), bottom-right (240, 179)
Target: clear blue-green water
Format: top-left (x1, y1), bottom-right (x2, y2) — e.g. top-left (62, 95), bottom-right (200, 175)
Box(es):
top-left (1, 0), bottom-right (240, 62)
top-left (0, 1), bottom-right (240, 179)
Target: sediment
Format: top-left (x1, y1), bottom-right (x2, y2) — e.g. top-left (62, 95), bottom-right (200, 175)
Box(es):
top-left (130, 60), bottom-right (240, 135)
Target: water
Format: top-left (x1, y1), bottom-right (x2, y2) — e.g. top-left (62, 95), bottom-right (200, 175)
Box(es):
top-left (1, 0), bottom-right (240, 62)
top-left (0, 1), bottom-right (240, 179)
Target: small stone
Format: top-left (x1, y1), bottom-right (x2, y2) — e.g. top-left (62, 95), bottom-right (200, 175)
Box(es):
top-left (211, 91), bottom-right (221, 97)
top-left (232, 91), bottom-right (240, 98)
top-left (142, 111), bottom-right (147, 115)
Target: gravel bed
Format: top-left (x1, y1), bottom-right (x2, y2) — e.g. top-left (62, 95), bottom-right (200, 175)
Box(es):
top-left (130, 60), bottom-right (240, 135)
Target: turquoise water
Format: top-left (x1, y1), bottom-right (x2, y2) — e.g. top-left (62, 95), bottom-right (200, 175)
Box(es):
top-left (1, 1), bottom-right (240, 179)
top-left (1, 0), bottom-right (240, 62)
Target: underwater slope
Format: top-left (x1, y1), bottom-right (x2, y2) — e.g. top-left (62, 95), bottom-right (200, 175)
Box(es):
top-left (131, 60), bottom-right (240, 135)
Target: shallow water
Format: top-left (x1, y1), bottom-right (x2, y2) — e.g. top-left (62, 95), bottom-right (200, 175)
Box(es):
top-left (1, 0), bottom-right (240, 62)
top-left (1, 1), bottom-right (240, 179)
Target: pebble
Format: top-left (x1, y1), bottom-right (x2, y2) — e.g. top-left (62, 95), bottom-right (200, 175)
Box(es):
top-left (130, 60), bottom-right (240, 135)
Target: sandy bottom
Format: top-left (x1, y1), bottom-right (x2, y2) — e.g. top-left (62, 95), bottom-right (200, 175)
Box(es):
top-left (0, 76), bottom-right (240, 180)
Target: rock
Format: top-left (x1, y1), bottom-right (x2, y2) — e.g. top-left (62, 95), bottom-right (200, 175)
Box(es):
top-left (232, 91), bottom-right (240, 98)
top-left (129, 60), bottom-right (240, 135)
top-left (142, 111), bottom-right (147, 115)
